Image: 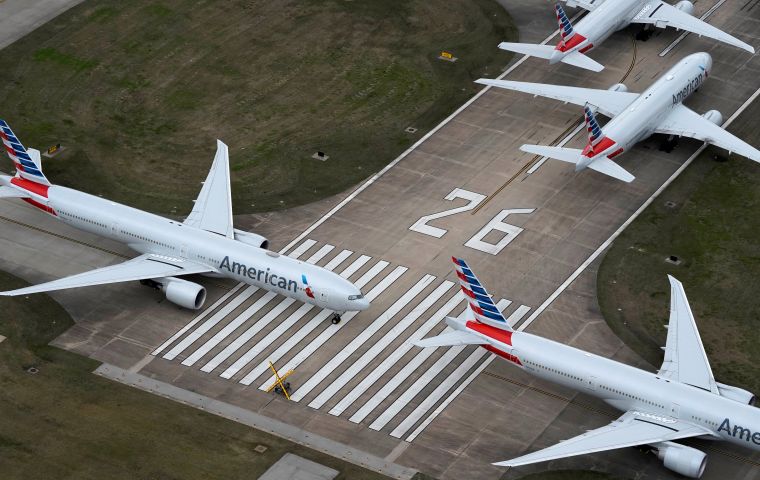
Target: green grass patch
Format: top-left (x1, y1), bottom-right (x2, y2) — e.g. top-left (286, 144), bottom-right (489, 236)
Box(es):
top-left (0, 270), bottom-right (392, 479)
top-left (597, 99), bottom-right (760, 393)
top-left (0, 0), bottom-right (516, 215)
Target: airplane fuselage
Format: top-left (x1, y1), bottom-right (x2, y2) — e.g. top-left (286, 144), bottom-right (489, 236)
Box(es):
top-left (0, 175), bottom-right (366, 313)
top-left (562, 0), bottom-right (649, 55)
top-left (588, 52), bottom-right (711, 160)
top-left (464, 320), bottom-right (760, 452)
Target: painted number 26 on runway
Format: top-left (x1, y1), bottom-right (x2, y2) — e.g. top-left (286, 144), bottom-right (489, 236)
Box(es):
top-left (409, 188), bottom-right (534, 255)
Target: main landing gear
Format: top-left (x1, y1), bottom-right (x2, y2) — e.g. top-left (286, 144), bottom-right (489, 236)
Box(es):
top-left (331, 313), bottom-right (343, 324)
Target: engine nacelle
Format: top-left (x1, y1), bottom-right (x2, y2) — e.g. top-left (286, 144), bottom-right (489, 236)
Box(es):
top-left (675, 0), bottom-right (695, 15)
top-left (702, 109), bottom-right (723, 126)
top-left (233, 229), bottom-right (269, 249)
top-left (717, 382), bottom-right (755, 405)
top-left (655, 442), bottom-right (707, 478)
top-left (608, 83), bottom-right (628, 93)
top-left (160, 277), bottom-right (207, 310)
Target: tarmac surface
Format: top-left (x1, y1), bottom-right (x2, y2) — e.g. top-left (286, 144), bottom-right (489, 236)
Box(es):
top-left (2, 1), bottom-right (760, 479)
top-left (0, 0), bottom-right (85, 50)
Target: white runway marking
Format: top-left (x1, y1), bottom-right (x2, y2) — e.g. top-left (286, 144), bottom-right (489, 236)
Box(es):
top-left (390, 348), bottom-right (487, 438)
top-left (249, 261), bottom-right (403, 387)
top-left (333, 292), bottom-right (465, 419)
top-left (205, 250), bottom-right (354, 376)
top-left (229, 254), bottom-right (376, 382)
top-left (311, 280), bottom-right (454, 410)
top-left (181, 245), bottom-right (335, 367)
top-left (368, 300), bottom-right (510, 432)
top-left (291, 274), bottom-right (437, 402)
top-left (161, 241), bottom-right (316, 361)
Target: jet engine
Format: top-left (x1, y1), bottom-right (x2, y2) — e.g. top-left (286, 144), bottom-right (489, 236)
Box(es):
top-left (233, 229), bottom-right (269, 249)
top-left (702, 110), bottom-right (723, 126)
top-left (675, 0), bottom-right (696, 15)
top-left (142, 277), bottom-right (206, 310)
top-left (608, 83), bottom-right (628, 93)
top-left (655, 442), bottom-right (707, 478)
top-left (717, 382), bottom-right (755, 405)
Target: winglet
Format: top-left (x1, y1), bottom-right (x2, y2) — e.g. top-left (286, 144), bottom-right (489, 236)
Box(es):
top-left (452, 257), bottom-right (512, 331)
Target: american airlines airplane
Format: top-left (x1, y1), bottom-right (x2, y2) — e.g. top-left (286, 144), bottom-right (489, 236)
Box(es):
top-left (476, 52), bottom-right (760, 183)
top-left (0, 120), bottom-right (369, 320)
top-left (416, 257), bottom-right (760, 478)
top-left (498, 1), bottom-right (754, 72)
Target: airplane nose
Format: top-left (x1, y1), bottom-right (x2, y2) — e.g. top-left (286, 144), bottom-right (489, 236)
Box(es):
top-left (695, 52), bottom-right (712, 73)
top-left (355, 296), bottom-right (370, 311)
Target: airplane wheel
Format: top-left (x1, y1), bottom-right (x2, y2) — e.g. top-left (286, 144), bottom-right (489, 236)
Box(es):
top-left (331, 314), bottom-right (341, 324)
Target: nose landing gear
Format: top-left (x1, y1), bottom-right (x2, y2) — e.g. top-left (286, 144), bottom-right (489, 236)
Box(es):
top-left (331, 312), bottom-right (343, 324)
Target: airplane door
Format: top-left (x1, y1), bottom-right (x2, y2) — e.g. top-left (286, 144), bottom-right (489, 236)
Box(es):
top-left (180, 244), bottom-right (188, 258)
top-left (319, 291), bottom-right (329, 307)
top-left (111, 222), bottom-right (120, 236)
top-left (586, 376), bottom-right (597, 391)
top-left (670, 403), bottom-right (680, 418)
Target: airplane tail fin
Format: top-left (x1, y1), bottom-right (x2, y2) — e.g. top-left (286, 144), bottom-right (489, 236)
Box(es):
top-left (452, 256), bottom-right (512, 331)
top-left (555, 3), bottom-right (576, 44)
top-left (0, 120), bottom-right (51, 186)
top-left (520, 144), bottom-right (634, 183)
top-left (583, 104), bottom-right (604, 150)
top-left (496, 42), bottom-right (603, 72)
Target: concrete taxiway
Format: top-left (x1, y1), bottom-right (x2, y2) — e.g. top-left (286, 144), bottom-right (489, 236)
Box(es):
top-left (1, 1), bottom-right (760, 479)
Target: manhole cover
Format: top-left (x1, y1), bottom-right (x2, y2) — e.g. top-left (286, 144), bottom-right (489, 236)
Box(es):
top-left (26, 366), bottom-right (39, 374)
top-left (254, 445), bottom-right (268, 454)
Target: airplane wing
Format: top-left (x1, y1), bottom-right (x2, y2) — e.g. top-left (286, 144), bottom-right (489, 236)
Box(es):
top-left (655, 105), bottom-right (760, 163)
top-left (658, 275), bottom-right (719, 393)
top-left (0, 254), bottom-right (213, 296)
top-left (475, 79), bottom-right (640, 117)
top-left (563, 0), bottom-right (602, 12)
top-left (183, 140), bottom-right (235, 238)
top-left (495, 411), bottom-right (711, 467)
top-left (630, 0), bottom-right (754, 53)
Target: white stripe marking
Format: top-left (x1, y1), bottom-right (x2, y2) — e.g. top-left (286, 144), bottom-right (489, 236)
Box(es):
top-left (405, 353), bottom-right (492, 442)
top-left (159, 239), bottom-right (316, 359)
top-left (313, 281), bottom-right (454, 411)
top-left (277, 20), bottom-right (577, 256)
top-left (234, 257), bottom-right (380, 384)
top-left (367, 299), bottom-right (509, 432)
top-left (203, 249), bottom-right (353, 375)
top-left (338, 292), bottom-right (465, 420)
top-left (292, 274), bottom-right (436, 403)
top-left (180, 244), bottom-right (335, 367)
top-left (390, 348), bottom-right (487, 438)
top-left (254, 263), bottom-right (406, 389)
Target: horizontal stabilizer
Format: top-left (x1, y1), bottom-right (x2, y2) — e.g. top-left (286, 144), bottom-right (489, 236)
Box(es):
top-left (0, 186), bottom-right (29, 199)
top-left (588, 158), bottom-right (635, 183)
top-left (498, 42), bottom-right (557, 59)
top-left (520, 144), bottom-right (583, 164)
top-left (414, 329), bottom-right (483, 348)
top-left (563, 51), bottom-right (604, 72)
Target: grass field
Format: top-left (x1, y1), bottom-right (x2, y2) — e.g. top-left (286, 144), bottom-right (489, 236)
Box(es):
top-left (0, 0), bottom-right (515, 215)
top-left (0, 270), bottom-right (397, 480)
top-left (597, 99), bottom-right (760, 393)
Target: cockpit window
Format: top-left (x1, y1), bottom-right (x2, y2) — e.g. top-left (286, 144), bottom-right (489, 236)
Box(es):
top-left (348, 294), bottom-right (364, 300)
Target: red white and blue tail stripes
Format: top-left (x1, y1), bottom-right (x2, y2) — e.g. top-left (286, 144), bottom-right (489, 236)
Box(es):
top-left (452, 257), bottom-right (511, 330)
top-left (0, 120), bottom-right (50, 186)
top-left (555, 3), bottom-right (575, 42)
top-left (584, 105), bottom-right (603, 147)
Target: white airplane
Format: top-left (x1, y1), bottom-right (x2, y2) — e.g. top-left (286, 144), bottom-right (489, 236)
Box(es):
top-left (416, 257), bottom-right (760, 478)
top-left (476, 52), bottom-right (760, 183)
top-left (0, 120), bottom-right (369, 321)
top-left (498, 1), bottom-right (754, 72)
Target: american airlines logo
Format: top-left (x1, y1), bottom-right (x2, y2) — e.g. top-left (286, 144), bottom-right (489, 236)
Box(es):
top-left (219, 256), bottom-right (299, 293)
top-left (672, 73), bottom-right (704, 105)
top-left (718, 418), bottom-right (760, 445)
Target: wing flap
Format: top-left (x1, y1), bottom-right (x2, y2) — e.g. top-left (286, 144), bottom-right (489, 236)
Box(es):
top-left (631, 0), bottom-right (754, 53)
top-left (656, 105), bottom-right (760, 163)
top-left (0, 254), bottom-right (213, 296)
top-left (183, 140), bottom-right (234, 238)
top-left (495, 411), bottom-right (710, 467)
top-left (475, 79), bottom-right (639, 117)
